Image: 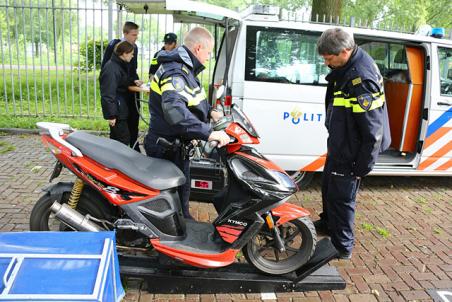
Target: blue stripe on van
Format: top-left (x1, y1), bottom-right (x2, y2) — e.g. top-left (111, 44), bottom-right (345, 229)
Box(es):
top-left (427, 107), bottom-right (452, 138)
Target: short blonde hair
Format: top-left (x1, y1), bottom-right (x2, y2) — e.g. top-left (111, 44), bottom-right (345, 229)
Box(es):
top-left (184, 27), bottom-right (214, 51)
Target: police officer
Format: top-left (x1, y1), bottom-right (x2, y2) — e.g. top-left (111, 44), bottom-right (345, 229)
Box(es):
top-left (101, 21), bottom-right (143, 152)
top-left (149, 32), bottom-right (178, 80)
top-left (144, 27), bottom-right (229, 219)
top-left (314, 28), bottom-right (391, 259)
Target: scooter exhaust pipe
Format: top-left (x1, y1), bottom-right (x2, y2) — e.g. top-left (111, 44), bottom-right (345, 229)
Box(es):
top-left (50, 201), bottom-right (102, 232)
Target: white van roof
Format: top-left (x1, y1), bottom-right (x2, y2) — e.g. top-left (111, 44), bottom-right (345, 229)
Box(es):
top-left (117, 0), bottom-right (241, 25)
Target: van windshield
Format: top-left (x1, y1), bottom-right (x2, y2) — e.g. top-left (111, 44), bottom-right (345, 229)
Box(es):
top-left (245, 26), bottom-right (328, 85)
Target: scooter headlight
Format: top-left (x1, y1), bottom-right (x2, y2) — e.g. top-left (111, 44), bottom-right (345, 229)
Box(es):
top-left (229, 157), bottom-right (297, 198)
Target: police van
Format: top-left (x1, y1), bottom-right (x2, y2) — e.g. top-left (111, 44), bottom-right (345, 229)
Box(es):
top-left (119, 0), bottom-right (452, 188)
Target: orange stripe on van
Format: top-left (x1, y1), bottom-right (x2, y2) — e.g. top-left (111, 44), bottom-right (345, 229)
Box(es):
top-left (423, 127), bottom-right (451, 150)
top-left (435, 159), bottom-right (452, 171)
top-left (418, 140), bottom-right (452, 170)
top-left (301, 154), bottom-right (327, 172)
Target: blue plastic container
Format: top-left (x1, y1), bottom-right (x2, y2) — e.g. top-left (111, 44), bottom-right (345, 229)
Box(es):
top-left (0, 231), bottom-right (124, 301)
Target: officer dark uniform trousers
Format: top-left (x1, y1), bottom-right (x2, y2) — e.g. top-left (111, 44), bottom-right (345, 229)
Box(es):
top-left (144, 46), bottom-right (213, 218)
top-left (101, 39), bottom-right (141, 151)
top-left (321, 46), bottom-right (391, 255)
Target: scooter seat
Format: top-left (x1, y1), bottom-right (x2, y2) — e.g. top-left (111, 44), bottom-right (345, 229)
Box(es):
top-left (66, 131), bottom-right (185, 190)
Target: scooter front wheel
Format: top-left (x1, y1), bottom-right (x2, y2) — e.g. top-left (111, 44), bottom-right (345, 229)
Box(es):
top-left (243, 217), bottom-right (317, 275)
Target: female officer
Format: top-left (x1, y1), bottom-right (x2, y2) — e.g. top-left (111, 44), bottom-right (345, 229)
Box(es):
top-left (99, 41), bottom-right (135, 145)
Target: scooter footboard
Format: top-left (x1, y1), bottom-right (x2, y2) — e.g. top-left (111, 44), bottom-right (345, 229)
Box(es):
top-left (271, 203), bottom-right (311, 226)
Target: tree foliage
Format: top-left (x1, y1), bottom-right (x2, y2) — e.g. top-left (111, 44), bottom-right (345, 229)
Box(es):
top-left (203, 0), bottom-right (451, 31)
top-left (342, 0), bottom-right (451, 30)
top-left (78, 39), bottom-right (109, 70)
top-left (204, 0), bottom-right (308, 11)
top-left (0, 0), bottom-right (76, 56)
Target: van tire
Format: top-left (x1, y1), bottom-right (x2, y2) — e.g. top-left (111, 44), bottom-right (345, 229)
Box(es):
top-left (289, 171), bottom-right (314, 188)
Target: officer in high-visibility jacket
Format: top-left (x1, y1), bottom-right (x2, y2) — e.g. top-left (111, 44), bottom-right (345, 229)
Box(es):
top-left (144, 27), bottom-right (229, 219)
top-left (148, 33), bottom-right (177, 80)
top-left (314, 28), bottom-right (391, 259)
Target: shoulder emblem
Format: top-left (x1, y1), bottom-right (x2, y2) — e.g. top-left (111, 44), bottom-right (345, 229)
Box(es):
top-left (352, 77), bottom-right (362, 86)
top-left (357, 93), bottom-right (373, 111)
top-left (171, 76), bottom-right (186, 92)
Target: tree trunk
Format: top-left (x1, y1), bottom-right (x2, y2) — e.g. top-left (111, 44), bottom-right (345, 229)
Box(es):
top-left (310, 0), bottom-right (342, 22)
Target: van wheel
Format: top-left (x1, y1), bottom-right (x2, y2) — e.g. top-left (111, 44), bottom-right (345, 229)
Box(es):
top-left (289, 171), bottom-right (314, 188)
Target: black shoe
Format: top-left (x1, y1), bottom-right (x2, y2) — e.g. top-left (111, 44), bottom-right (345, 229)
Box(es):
top-left (337, 250), bottom-right (352, 260)
top-left (313, 219), bottom-right (329, 235)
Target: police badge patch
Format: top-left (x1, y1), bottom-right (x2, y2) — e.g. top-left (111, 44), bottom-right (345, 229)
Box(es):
top-left (171, 77), bottom-right (185, 92)
top-left (357, 93), bottom-right (373, 111)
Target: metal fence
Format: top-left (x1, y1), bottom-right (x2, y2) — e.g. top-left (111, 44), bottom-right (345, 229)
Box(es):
top-left (0, 0), bottom-right (218, 118)
top-left (0, 1), bottom-right (450, 119)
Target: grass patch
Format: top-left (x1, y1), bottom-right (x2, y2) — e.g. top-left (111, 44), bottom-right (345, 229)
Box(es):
top-left (414, 196), bottom-right (427, 205)
top-left (0, 70), bottom-right (102, 117)
top-left (0, 115), bottom-right (148, 132)
top-left (31, 165), bottom-right (43, 173)
top-left (0, 140), bottom-right (16, 154)
top-left (361, 222), bottom-right (375, 231)
top-left (0, 68), bottom-right (211, 118)
top-left (433, 227), bottom-right (442, 235)
top-left (0, 115), bottom-right (109, 131)
top-left (376, 227), bottom-right (390, 238)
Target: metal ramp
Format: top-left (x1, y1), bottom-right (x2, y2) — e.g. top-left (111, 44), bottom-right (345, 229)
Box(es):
top-left (119, 238), bottom-right (345, 294)
top-left (0, 232), bottom-right (124, 302)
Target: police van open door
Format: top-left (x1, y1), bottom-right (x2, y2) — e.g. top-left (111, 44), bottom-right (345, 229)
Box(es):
top-left (419, 43), bottom-right (452, 173)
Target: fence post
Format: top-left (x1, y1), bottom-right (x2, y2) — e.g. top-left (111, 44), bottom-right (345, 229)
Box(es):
top-left (108, 0), bottom-right (113, 41)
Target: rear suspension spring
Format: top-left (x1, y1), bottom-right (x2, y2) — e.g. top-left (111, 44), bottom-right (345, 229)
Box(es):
top-left (68, 178), bottom-right (84, 209)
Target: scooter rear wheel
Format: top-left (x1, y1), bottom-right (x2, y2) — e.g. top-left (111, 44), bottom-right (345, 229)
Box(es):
top-left (243, 217), bottom-right (316, 275)
top-left (30, 188), bottom-right (113, 231)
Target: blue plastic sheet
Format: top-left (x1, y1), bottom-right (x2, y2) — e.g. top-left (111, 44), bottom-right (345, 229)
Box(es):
top-left (0, 231), bottom-right (124, 301)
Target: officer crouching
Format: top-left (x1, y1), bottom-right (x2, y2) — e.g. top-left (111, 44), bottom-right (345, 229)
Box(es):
top-left (314, 28), bottom-right (391, 259)
top-left (144, 27), bottom-right (229, 219)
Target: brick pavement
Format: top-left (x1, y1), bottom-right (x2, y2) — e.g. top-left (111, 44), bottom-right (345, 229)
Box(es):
top-left (0, 132), bottom-right (451, 301)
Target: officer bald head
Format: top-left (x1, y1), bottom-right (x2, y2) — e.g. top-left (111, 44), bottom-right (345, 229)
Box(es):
top-left (317, 28), bottom-right (356, 69)
top-left (184, 27), bottom-right (214, 65)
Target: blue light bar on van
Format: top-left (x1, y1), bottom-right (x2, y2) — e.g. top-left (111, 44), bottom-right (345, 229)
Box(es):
top-left (431, 28), bottom-right (445, 38)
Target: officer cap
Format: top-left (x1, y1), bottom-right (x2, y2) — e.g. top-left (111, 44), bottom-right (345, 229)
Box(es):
top-left (163, 32), bottom-right (177, 44)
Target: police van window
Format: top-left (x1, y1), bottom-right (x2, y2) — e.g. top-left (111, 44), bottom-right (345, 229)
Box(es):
top-left (245, 26), bottom-right (328, 85)
top-left (359, 41), bottom-right (408, 78)
top-left (389, 44), bottom-right (408, 70)
top-left (438, 47), bottom-right (452, 96)
top-left (359, 41), bottom-right (387, 72)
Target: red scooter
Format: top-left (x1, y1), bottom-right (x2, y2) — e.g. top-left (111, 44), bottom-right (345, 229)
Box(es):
top-left (30, 103), bottom-right (316, 275)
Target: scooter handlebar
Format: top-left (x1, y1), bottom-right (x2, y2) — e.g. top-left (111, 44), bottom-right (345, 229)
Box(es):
top-left (203, 140), bottom-right (218, 157)
top-left (156, 137), bottom-right (181, 151)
